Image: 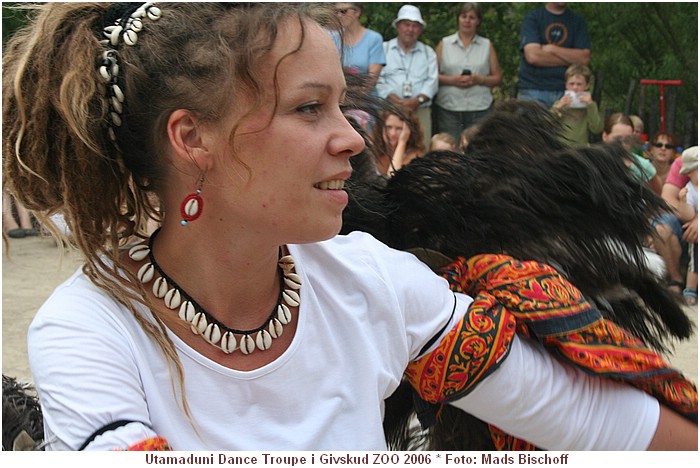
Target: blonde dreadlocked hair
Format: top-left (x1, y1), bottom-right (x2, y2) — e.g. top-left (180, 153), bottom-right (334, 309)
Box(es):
top-left (3, 1), bottom-right (340, 426)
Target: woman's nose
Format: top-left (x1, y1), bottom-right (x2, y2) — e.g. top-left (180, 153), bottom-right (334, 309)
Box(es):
top-left (333, 113), bottom-right (366, 157)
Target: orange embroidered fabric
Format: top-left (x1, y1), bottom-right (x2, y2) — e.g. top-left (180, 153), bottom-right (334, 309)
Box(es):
top-left (124, 436), bottom-right (172, 451)
top-left (404, 291), bottom-right (516, 404)
top-left (406, 253), bottom-right (698, 450)
top-left (488, 428), bottom-right (536, 451)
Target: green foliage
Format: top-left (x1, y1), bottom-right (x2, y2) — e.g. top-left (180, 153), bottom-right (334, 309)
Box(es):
top-left (2, 2), bottom-right (31, 45)
top-left (362, 2), bottom-right (697, 141)
top-left (576, 2), bottom-right (697, 139)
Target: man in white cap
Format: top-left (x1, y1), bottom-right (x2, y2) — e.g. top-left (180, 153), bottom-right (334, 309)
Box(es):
top-left (377, 4), bottom-right (438, 149)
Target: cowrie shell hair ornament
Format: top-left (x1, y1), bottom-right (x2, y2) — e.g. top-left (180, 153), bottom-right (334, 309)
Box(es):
top-left (98, 2), bottom-right (162, 145)
top-left (128, 228), bottom-right (301, 355)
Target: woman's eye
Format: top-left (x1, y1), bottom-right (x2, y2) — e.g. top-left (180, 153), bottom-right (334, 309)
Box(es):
top-left (297, 103), bottom-right (320, 115)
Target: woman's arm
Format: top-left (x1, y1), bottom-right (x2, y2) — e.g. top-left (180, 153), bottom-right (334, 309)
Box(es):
top-left (542, 43), bottom-right (591, 66)
top-left (29, 284), bottom-right (160, 450)
top-left (449, 335), bottom-right (697, 450)
top-left (677, 188), bottom-right (696, 222)
top-left (440, 42), bottom-right (503, 89)
top-left (648, 404), bottom-right (699, 450)
top-left (388, 122), bottom-right (411, 175)
top-left (475, 42), bottom-right (502, 88)
top-left (366, 63), bottom-right (383, 93)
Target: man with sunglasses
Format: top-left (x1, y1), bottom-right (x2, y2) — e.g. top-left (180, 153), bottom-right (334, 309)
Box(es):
top-left (650, 133), bottom-right (679, 190)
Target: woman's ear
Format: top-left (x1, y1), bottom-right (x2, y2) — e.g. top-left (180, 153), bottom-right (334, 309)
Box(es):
top-left (166, 109), bottom-right (213, 171)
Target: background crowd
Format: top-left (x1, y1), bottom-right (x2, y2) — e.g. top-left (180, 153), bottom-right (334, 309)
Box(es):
top-left (328, 2), bottom-right (698, 305)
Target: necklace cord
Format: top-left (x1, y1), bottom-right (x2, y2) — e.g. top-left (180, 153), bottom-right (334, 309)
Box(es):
top-left (146, 228), bottom-right (285, 336)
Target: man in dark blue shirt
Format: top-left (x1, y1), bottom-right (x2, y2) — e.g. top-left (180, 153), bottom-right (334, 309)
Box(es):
top-left (517, 3), bottom-right (591, 108)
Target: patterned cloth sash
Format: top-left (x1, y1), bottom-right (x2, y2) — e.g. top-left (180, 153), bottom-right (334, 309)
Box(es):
top-left (124, 436), bottom-right (172, 451)
top-left (405, 254), bottom-right (698, 450)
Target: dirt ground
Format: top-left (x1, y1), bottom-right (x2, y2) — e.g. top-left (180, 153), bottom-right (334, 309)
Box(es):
top-left (3, 235), bottom-right (86, 382)
top-left (2, 235), bottom-right (698, 386)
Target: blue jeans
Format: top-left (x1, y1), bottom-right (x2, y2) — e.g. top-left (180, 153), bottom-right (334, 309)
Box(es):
top-left (652, 212), bottom-right (684, 240)
top-left (517, 88), bottom-right (563, 109)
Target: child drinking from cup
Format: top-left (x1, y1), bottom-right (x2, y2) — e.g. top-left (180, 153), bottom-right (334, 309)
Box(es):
top-left (552, 64), bottom-right (603, 147)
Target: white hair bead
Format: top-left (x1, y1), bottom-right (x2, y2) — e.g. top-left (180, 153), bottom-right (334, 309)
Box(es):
top-left (108, 25), bottom-right (123, 46)
top-left (99, 66), bottom-right (111, 81)
top-left (147, 6), bottom-right (162, 20)
top-left (123, 29), bottom-right (138, 46)
top-left (110, 112), bottom-right (122, 127)
top-left (111, 97), bottom-right (123, 114)
top-left (112, 84), bottom-right (125, 102)
top-left (130, 18), bottom-right (143, 32)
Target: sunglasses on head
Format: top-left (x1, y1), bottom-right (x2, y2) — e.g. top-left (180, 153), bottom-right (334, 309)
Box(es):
top-left (653, 142), bottom-right (675, 150)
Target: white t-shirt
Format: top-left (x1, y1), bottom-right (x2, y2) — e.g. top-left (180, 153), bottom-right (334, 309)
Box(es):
top-left (453, 335), bottom-right (659, 450)
top-left (684, 181), bottom-right (698, 212)
top-left (29, 232), bottom-right (465, 450)
top-left (28, 232), bottom-right (659, 451)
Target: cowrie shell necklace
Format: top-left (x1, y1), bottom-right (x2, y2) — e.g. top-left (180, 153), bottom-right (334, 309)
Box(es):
top-left (128, 228), bottom-right (301, 355)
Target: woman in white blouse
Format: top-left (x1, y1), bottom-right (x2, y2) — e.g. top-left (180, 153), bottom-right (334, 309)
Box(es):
top-left (434, 3), bottom-right (503, 142)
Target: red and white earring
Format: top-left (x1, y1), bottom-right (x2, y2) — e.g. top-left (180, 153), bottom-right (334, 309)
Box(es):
top-left (180, 174), bottom-right (205, 226)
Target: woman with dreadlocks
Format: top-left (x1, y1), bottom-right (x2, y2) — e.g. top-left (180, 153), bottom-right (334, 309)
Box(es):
top-left (3, 2), bottom-right (696, 451)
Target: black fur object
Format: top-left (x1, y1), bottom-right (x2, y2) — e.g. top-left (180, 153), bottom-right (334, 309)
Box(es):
top-left (2, 375), bottom-right (44, 450)
top-left (345, 101), bottom-right (692, 352)
top-left (342, 100), bottom-right (694, 450)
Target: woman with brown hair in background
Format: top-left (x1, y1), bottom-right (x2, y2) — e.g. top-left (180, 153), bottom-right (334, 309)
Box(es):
top-left (370, 108), bottom-right (425, 175)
